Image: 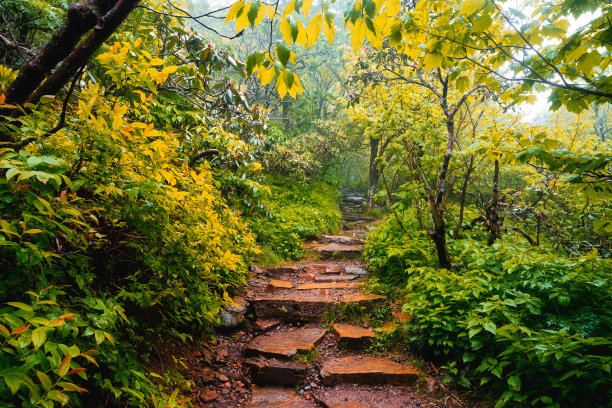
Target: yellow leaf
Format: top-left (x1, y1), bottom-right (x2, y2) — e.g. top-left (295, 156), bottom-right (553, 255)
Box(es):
top-left (276, 71), bottom-right (288, 99)
top-left (323, 14), bottom-right (336, 45)
top-left (161, 65), bottom-right (178, 75)
top-left (266, 4), bottom-right (276, 19)
top-left (462, 0), bottom-right (485, 16)
top-left (307, 13), bottom-right (322, 47)
top-left (386, 0), bottom-right (401, 15)
top-left (235, 3), bottom-right (252, 32)
top-left (255, 4), bottom-right (267, 26)
top-left (280, 18), bottom-right (293, 44)
top-left (365, 19), bottom-right (382, 49)
top-left (260, 67), bottom-right (276, 85)
top-left (351, 19), bottom-right (366, 53)
top-left (282, 0), bottom-right (295, 17)
top-left (296, 20), bottom-right (308, 47)
top-left (554, 18), bottom-right (570, 32)
top-left (422, 52), bottom-right (443, 69)
top-left (225, 0), bottom-right (245, 23)
top-left (302, 0), bottom-right (312, 16)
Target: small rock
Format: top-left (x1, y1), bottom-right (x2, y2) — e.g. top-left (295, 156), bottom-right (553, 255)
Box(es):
top-left (200, 390), bottom-right (218, 402)
top-left (219, 296), bottom-right (248, 328)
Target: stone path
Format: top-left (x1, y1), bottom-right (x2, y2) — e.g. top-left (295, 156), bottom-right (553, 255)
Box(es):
top-left (196, 198), bottom-right (468, 407)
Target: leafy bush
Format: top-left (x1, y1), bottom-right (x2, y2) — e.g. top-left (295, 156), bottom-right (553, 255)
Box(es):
top-left (250, 175), bottom-right (342, 260)
top-left (365, 214), bottom-right (612, 407)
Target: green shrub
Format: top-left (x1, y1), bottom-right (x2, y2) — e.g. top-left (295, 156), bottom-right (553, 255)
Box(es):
top-left (250, 175), bottom-right (342, 260)
top-left (364, 214), bottom-right (612, 407)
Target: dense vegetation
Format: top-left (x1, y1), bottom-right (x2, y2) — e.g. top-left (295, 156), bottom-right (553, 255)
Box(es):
top-left (0, 0), bottom-right (610, 406)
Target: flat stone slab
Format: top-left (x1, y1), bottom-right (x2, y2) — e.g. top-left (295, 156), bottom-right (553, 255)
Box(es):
top-left (339, 293), bottom-right (385, 304)
top-left (310, 244), bottom-right (364, 260)
top-left (314, 274), bottom-right (359, 282)
top-left (297, 282), bottom-right (360, 290)
top-left (344, 266), bottom-right (367, 275)
top-left (269, 279), bottom-right (294, 290)
top-left (254, 319), bottom-right (281, 332)
top-left (250, 295), bottom-right (336, 321)
top-left (314, 244), bottom-right (364, 253)
top-left (246, 327), bottom-right (326, 358)
top-left (246, 357), bottom-right (307, 385)
top-left (304, 264), bottom-right (327, 274)
top-left (332, 324), bottom-right (375, 348)
top-left (249, 387), bottom-right (317, 407)
top-left (321, 356), bottom-right (419, 386)
top-left (318, 235), bottom-right (364, 245)
top-left (324, 265), bottom-right (342, 274)
top-left (264, 265), bottom-right (302, 277)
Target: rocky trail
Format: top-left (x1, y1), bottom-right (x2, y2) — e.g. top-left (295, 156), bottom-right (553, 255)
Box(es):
top-left (184, 195), bottom-right (472, 408)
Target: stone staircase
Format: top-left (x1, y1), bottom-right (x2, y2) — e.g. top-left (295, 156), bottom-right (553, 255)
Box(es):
top-left (231, 225), bottom-right (425, 407)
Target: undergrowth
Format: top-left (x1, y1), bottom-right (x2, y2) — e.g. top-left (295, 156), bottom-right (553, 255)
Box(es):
top-left (250, 174), bottom-right (342, 262)
top-left (364, 211), bottom-right (612, 408)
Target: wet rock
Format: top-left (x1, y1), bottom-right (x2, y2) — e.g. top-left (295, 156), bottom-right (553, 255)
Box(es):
top-left (320, 356), bottom-right (419, 386)
top-left (297, 282), bottom-right (360, 290)
top-left (264, 265), bottom-right (302, 277)
top-left (332, 324), bottom-right (375, 349)
top-left (248, 386), bottom-right (317, 407)
top-left (200, 390), bottom-right (218, 402)
top-left (339, 292), bottom-right (385, 305)
top-left (269, 279), bottom-right (294, 290)
top-left (246, 327), bottom-right (326, 358)
top-left (249, 294), bottom-right (336, 321)
top-left (219, 296), bottom-right (248, 328)
top-left (246, 357), bottom-right (307, 385)
top-left (344, 266), bottom-right (368, 275)
top-left (314, 274), bottom-right (359, 282)
top-left (313, 243), bottom-right (364, 260)
top-left (318, 235), bottom-right (364, 246)
top-left (254, 319), bottom-right (281, 332)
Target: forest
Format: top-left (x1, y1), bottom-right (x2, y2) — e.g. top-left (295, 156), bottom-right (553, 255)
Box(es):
top-left (0, 0), bottom-right (610, 407)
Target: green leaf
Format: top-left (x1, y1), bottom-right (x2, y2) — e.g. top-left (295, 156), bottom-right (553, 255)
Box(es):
top-left (31, 329), bottom-right (47, 349)
top-left (483, 321), bottom-right (497, 334)
top-left (6, 302), bottom-right (32, 312)
top-left (4, 374), bottom-right (20, 394)
top-left (275, 41), bottom-right (291, 67)
top-left (37, 370), bottom-right (53, 391)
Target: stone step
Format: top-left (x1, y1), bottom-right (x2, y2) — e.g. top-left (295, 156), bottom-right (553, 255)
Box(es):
top-left (296, 282), bottom-right (360, 290)
top-left (312, 243), bottom-right (364, 260)
top-left (249, 292), bottom-right (385, 322)
top-left (246, 327), bottom-right (325, 358)
top-left (343, 215), bottom-right (377, 222)
top-left (253, 319), bottom-right (281, 332)
top-left (246, 357), bottom-right (307, 385)
top-left (264, 265), bottom-right (302, 277)
top-left (332, 324), bottom-right (375, 349)
top-left (314, 274), bottom-right (359, 282)
top-left (249, 294), bottom-right (335, 321)
top-left (248, 386), bottom-right (317, 407)
top-left (320, 356), bottom-right (419, 386)
top-left (268, 279), bottom-right (294, 290)
top-left (317, 235), bottom-right (364, 246)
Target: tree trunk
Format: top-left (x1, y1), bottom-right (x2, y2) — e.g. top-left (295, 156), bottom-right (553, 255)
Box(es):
top-left (428, 198), bottom-right (452, 269)
top-left (1, 0), bottom-right (140, 142)
top-left (453, 155), bottom-right (474, 238)
top-left (428, 117), bottom-right (455, 269)
top-left (487, 159), bottom-right (502, 245)
top-left (366, 136), bottom-right (380, 209)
